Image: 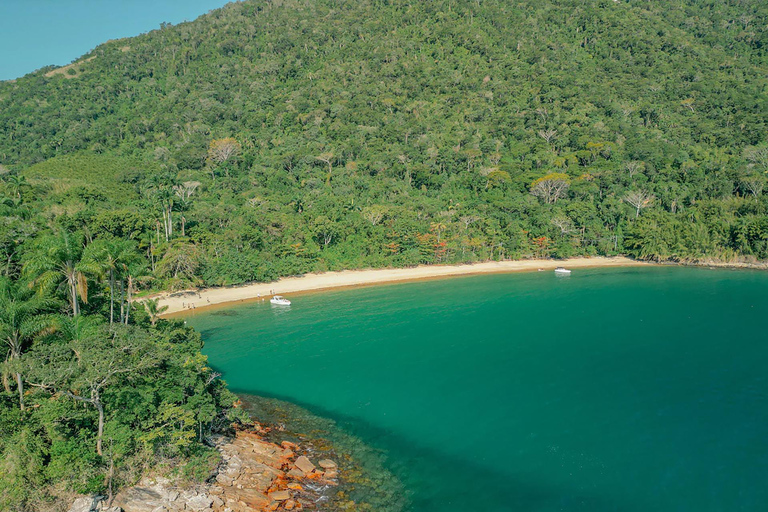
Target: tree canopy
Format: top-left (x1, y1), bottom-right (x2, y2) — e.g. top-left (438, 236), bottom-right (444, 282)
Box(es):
top-left (1, 0), bottom-right (767, 284)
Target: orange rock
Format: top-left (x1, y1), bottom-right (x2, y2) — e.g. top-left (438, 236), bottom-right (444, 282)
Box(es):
top-left (234, 489), bottom-right (270, 509)
top-left (294, 456), bottom-right (315, 474)
top-left (281, 441), bottom-right (300, 451)
top-left (238, 431), bottom-right (264, 442)
top-left (284, 499), bottom-right (296, 510)
top-left (287, 469), bottom-right (304, 479)
top-left (269, 490), bottom-right (291, 501)
top-left (236, 500), bottom-right (260, 512)
top-left (286, 483), bottom-right (303, 491)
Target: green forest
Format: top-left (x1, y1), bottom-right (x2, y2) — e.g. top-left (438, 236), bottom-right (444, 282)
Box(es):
top-left (1, 0), bottom-right (767, 508)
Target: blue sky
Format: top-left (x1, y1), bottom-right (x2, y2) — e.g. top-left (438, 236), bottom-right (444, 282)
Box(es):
top-left (0, 0), bottom-right (231, 80)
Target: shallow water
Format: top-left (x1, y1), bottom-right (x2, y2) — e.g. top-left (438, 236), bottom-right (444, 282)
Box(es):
top-left (189, 267), bottom-right (768, 511)
top-left (238, 394), bottom-right (407, 511)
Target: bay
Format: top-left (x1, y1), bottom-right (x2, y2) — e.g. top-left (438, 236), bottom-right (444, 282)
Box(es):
top-left (189, 267), bottom-right (768, 511)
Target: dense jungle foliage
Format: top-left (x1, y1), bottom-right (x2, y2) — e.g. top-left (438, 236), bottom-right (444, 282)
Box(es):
top-left (0, 261), bottom-right (245, 511)
top-left (2, 0), bottom-right (768, 288)
top-left (0, 0), bottom-right (767, 507)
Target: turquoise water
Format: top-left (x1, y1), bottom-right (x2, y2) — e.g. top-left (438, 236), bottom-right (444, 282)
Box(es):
top-left (189, 267), bottom-right (768, 511)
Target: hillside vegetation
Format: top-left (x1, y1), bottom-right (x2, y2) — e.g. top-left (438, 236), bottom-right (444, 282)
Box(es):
top-left (2, 0), bottom-right (768, 288)
top-left (0, 2), bottom-right (767, 505)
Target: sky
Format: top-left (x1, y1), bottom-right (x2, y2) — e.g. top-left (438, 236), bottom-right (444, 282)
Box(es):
top-left (0, 0), bottom-right (232, 81)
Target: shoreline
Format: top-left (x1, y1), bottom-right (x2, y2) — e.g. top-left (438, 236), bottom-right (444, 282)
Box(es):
top-left (155, 256), bottom-right (648, 317)
top-left (109, 420), bottom-right (341, 512)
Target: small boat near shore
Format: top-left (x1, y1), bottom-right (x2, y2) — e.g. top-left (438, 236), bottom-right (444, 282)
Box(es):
top-left (554, 267), bottom-right (572, 275)
top-left (270, 295), bottom-right (291, 306)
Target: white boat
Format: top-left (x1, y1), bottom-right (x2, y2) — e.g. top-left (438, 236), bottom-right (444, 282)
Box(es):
top-left (554, 267), bottom-right (571, 275)
top-left (270, 295), bottom-right (291, 306)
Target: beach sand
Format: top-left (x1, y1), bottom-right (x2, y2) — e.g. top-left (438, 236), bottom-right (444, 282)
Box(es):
top-left (153, 256), bottom-right (648, 317)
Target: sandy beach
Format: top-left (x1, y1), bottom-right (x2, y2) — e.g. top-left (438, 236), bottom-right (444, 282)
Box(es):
top-left (154, 256), bottom-right (648, 317)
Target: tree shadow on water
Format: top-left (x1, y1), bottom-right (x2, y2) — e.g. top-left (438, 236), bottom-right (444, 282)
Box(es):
top-left (197, 327), bottom-right (228, 338)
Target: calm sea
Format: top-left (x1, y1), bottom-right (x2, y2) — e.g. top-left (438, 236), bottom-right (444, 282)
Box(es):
top-left (189, 267), bottom-right (768, 511)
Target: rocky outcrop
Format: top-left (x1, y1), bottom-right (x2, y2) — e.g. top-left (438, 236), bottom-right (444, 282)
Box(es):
top-left (293, 456), bottom-right (316, 475)
top-left (209, 430), bottom-right (339, 512)
top-left (72, 426), bottom-right (339, 512)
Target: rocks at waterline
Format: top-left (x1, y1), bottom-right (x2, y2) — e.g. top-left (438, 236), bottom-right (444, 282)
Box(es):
top-left (268, 491), bottom-right (292, 501)
top-left (70, 426), bottom-right (340, 512)
top-left (287, 468), bottom-right (306, 479)
top-left (293, 456), bottom-right (316, 475)
top-left (317, 460), bottom-right (337, 469)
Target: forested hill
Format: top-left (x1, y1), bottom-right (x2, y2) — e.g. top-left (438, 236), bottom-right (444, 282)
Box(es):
top-left (3, 0), bottom-right (768, 289)
top-left (2, 2), bottom-right (767, 507)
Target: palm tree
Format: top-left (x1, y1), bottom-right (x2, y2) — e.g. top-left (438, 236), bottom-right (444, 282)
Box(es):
top-left (124, 262), bottom-right (151, 325)
top-left (138, 231), bottom-right (158, 273)
top-left (430, 222), bottom-right (447, 243)
top-left (83, 238), bottom-right (140, 324)
top-left (147, 171), bottom-right (177, 242)
top-left (143, 298), bottom-right (168, 327)
top-left (58, 315), bottom-right (100, 345)
top-left (0, 277), bottom-right (58, 410)
top-left (23, 231), bottom-right (98, 317)
top-left (2, 175), bottom-right (30, 202)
